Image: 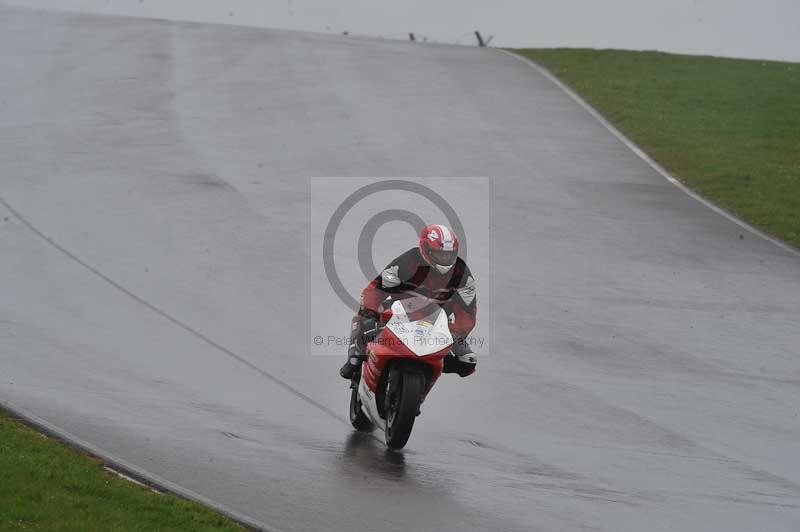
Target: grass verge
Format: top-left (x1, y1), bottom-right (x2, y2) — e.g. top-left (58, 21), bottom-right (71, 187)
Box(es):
top-left (510, 48), bottom-right (800, 249)
top-left (0, 410), bottom-right (243, 532)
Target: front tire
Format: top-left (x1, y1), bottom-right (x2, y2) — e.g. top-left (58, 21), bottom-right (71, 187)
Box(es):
top-left (384, 371), bottom-right (424, 450)
top-left (349, 386), bottom-right (373, 431)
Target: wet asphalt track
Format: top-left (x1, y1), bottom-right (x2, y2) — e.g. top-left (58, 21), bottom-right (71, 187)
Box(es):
top-left (2, 5), bottom-right (800, 532)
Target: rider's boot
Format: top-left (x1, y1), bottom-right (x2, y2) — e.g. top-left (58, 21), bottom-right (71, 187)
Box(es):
top-left (339, 345), bottom-right (362, 379)
top-left (340, 311), bottom-right (377, 380)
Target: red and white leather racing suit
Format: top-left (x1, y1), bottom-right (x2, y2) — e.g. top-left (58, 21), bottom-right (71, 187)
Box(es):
top-left (349, 247), bottom-right (477, 374)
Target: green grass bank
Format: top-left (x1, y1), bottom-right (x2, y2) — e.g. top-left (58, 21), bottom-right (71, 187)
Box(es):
top-left (511, 48), bottom-right (800, 249)
top-left (0, 411), bottom-right (243, 532)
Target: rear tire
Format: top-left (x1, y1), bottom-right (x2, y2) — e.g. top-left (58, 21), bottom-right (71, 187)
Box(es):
top-left (349, 386), bottom-right (373, 431)
top-left (384, 371), bottom-right (424, 450)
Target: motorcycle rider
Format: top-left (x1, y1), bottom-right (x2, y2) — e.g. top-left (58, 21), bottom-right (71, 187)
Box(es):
top-left (339, 224), bottom-right (478, 380)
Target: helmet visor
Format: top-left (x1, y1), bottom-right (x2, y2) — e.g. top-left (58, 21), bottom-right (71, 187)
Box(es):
top-left (429, 249), bottom-right (458, 267)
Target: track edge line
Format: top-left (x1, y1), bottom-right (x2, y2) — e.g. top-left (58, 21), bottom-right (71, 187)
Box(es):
top-left (0, 398), bottom-right (285, 532)
top-left (496, 48), bottom-right (800, 259)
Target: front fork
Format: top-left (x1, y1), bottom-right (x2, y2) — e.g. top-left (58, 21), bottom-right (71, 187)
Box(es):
top-left (383, 367), bottom-right (400, 413)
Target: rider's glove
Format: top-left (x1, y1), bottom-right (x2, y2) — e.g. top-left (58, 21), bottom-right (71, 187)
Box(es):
top-left (455, 352), bottom-right (477, 377)
top-left (443, 352), bottom-right (477, 377)
top-left (446, 338), bottom-right (477, 377)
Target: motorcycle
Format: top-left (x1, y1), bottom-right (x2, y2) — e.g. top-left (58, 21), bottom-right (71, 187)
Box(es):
top-left (348, 294), bottom-right (453, 449)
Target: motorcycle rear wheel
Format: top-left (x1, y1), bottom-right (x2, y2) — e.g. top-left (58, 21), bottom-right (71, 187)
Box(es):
top-left (349, 386), bottom-right (373, 431)
top-left (385, 371), bottom-right (424, 450)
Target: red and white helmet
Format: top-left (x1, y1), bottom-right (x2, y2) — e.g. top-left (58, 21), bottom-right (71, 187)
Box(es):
top-left (419, 224), bottom-right (459, 274)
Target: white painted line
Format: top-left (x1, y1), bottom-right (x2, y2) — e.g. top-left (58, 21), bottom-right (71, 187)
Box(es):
top-left (104, 466), bottom-right (162, 493)
top-left (497, 49), bottom-right (800, 258)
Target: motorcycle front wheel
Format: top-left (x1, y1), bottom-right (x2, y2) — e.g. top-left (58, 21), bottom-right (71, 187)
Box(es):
top-left (384, 371), bottom-right (424, 450)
